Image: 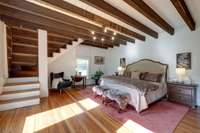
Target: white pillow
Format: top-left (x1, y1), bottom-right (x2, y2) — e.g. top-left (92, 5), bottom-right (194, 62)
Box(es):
top-left (52, 78), bottom-right (63, 89)
top-left (131, 71), bottom-right (141, 79)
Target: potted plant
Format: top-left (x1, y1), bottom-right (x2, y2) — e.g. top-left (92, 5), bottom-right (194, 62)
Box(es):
top-left (91, 70), bottom-right (104, 85)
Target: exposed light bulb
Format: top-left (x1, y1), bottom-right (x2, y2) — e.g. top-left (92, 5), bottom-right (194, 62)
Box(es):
top-left (113, 32), bottom-right (117, 36)
top-left (104, 28), bottom-right (107, 33)
top-left (91, 31), bottom-right (95, 35)
top-left (111, 36), bottom-right (115, 40)
top-left (101, 38), bottom-right (104, 42)
top-left (93, 36), bottom-right (96, 40)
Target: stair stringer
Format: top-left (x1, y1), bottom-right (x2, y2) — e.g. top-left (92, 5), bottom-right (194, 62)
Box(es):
top-left (48, 38), bottom-right (83, 64)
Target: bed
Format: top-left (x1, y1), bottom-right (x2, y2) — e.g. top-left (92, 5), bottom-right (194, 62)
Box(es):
top-left (100, 59), bottom-right (168, 112)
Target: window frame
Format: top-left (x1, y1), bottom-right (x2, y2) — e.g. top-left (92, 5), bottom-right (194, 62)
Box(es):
top-left (76, 58), bottom-right (90, 78)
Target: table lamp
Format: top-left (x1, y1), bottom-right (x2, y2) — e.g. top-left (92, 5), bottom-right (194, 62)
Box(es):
top-left (176, 68), bottom-right (186, 83)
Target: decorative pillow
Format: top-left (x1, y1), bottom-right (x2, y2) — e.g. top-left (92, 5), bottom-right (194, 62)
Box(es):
top-left (140, 72), bottom-right (148, 80)
top-left (131, 71), bottom-right (141, 79)
top-left (142, 73), bottom-right (163, 82)
top-left (123, 71), bottom-right (131, 77)
top-left (52, 78), bottom-right (63, 89)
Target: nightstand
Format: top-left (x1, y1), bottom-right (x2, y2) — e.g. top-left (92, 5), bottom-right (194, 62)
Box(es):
top-left (167, 82), bottom-right (198, 108)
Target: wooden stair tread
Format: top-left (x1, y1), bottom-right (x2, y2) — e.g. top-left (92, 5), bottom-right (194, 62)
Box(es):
top-left (10, 70), bottom-right (38, 78)
top-left (2, 88), bottom-right (40, 95)
top-left (11, 61), bottom-right (37, 66)
top-left (4, 81), bottom-right (39, 87)
top-left (0, 96), bottom-right (40, 105)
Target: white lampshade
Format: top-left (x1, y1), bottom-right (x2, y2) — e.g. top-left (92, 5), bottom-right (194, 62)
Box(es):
top-left (176, 68), bottom-right (186, 76)
top-left (118, 66), bottom-right (123, 72)
top-left (176, 68), bottom-right (186, 82)
top-left (118, 66), bottom-right (125, 75)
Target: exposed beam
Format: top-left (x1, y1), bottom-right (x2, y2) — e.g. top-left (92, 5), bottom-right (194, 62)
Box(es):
top-left (1, 15), bottom-right (106, 47)
top-left (84, 40), bottom-right (114, 48)
top-left (170, 0), bottom-right (195, 31)
top-left (0, 7), bottom-right (118, 48)
top-left (42, 0), bottom-right (145, 41)
top-left (81, 42), bottom-right (108, 49)
top-left (123, 0), bottom-right (174, 35)
top-left (2, 16), bottom-right (121, 48)
top-left (0, 0), bottom-right (135, 44)
top-left (80, 0), bottom-right (158, 38)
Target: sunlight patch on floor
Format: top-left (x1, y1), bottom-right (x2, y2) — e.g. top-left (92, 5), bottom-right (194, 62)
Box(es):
top-left (117, 120), bottom-right (154, 133)
top-left (22, 98), bottom-right (99, 133)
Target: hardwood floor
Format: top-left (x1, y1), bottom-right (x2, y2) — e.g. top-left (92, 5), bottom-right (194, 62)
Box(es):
top-left (0, 88), bottom-right (200, 133)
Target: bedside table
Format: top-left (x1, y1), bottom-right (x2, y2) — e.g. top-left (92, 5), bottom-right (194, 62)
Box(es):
top-left (167, 82), bottom-right (198, 108)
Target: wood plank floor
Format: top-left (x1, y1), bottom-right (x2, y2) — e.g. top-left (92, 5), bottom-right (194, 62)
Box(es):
top-left (0, 88), bottom-right (200, 133)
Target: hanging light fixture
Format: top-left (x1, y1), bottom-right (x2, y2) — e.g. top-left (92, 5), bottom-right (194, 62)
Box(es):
top-left (93, 36), bottom-right (97, 40)
top-left (91, 31), bottom-right (95, 35)
top-left (113, 32), bottom-right (117, 36)
top-left (101, 38), bottom-right (105, 42)
top-left (104, 27), bottom-right (107, 33)
top-left (111, 36), bottom-right (115, 41)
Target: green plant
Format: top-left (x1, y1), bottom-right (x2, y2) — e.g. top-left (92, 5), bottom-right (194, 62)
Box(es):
top-left (91, 70), bottom-right (104, 85)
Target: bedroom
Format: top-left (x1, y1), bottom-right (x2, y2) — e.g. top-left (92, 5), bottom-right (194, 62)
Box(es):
top-left (0, 0), bottom-right (200, 133)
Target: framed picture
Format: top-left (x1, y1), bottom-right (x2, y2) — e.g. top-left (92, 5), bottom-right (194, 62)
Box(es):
top-left (120, 58), bottom-right (126, 68)
top-left (94, 56), bottom-right (105, 65)
top-left (176, 52), bottom-right (191, 69)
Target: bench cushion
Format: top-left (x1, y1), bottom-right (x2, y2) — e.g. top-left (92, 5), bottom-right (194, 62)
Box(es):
top-left (92, 85), bottom-right (110, 96)
top-left (106, 89), bottom-right (130, 110)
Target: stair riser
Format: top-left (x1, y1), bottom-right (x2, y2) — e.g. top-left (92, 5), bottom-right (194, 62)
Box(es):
top-left (4, 84), bottom-right (40, 92)
top-left (0, 98), bottom-right (40, 111)
top-left (0, 91), bottom-right (40, 100)
top-left (6, 77), bottom-right (38, 83)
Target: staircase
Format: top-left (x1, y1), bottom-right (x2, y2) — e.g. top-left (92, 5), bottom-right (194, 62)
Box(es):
top-left (0, 79), bottom-right (40, 111)
top-left (7, 26), bottom-right (77, 78)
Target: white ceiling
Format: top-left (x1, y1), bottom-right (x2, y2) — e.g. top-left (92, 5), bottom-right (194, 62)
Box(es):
top-left (63, 0), bottom-right (200, 38)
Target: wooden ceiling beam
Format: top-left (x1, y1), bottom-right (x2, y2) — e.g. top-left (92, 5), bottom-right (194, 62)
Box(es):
top-left (0, 5), bottom-right (115, 48)
top-left (80, 0), bottom-right (158, 38)
top-left (81, 42), bottom-right (108, 49)
top-left (123, 0), bottom-right (174, 35)
top-left (42, 0), bottom-right (145, 41)
top-left (48, 33), bottom-right (74, 42)
top-left (84, 40), bottom-right (114, 48)
top-left (170, 0), bottom-right (195, 31)
top-left (0, 14), bottom-right (120, 48)
top-left (0, 0), bottom-right (135, 44)
top-left (1, 16), bottom-right (78, 40)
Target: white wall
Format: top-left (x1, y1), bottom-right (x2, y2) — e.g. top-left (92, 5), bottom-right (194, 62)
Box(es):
top-left (0, 21), bottom-right (8, 94)
top-left (48, 45), bottom-right (107, 85)
top-left (106, 26), bottom-right (200, 105)
top-left (76, 45), bottom-right (107, 84)
top-left (38, 29), bottom-right (48, 97)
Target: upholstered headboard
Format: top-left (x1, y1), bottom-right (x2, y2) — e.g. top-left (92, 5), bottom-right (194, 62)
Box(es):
top-left (125, 59), bottom-right (168, 81)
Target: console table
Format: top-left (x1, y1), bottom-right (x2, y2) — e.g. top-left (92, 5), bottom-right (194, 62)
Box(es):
top-left (71, 76), bottom-right (86, 88)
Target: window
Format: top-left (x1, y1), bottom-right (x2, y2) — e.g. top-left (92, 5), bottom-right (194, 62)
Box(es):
top-left (76, 58), bottom-right (89, 77)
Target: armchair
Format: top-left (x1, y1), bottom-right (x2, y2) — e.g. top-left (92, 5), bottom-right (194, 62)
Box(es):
top-left (50, 72), bottom-right (72, 93)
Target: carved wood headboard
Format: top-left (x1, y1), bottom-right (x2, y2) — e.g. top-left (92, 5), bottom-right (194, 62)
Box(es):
top-left (125, 59), bottom-right (168, 81)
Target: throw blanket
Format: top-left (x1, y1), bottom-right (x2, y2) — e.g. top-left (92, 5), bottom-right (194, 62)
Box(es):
top-left (100, 76), bottom-right (160, 112)
top-left (101, 76), bottom-right (159, 94)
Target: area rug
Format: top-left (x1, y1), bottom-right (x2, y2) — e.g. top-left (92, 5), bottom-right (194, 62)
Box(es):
top-left (80, 87), bottom-right (189, 133)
